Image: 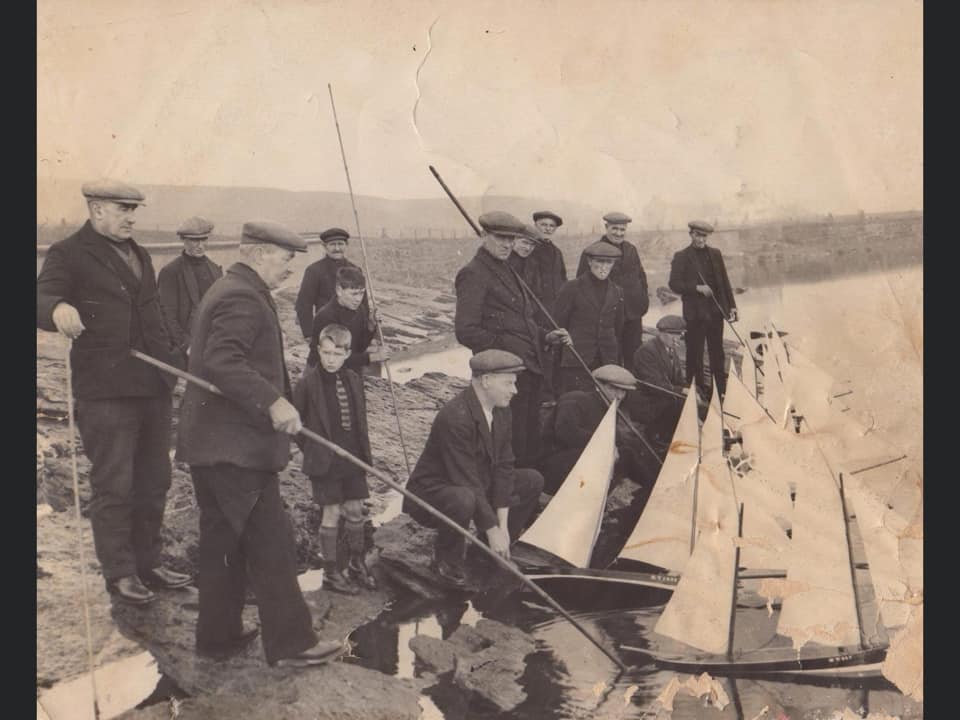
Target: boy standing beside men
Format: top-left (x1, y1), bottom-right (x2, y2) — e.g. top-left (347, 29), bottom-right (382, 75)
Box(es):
top-left (293, 324), bottom-right (377, 595)
top-left (307, 266), bottom-right (385, 370)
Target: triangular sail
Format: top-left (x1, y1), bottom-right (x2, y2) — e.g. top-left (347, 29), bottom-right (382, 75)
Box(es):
top-left (760, 326), bottom-right (791, 426)
top-left (519, 398), bottom-right (618, 568)
top-left (701, 381), bottom-right (725, 458)
top-left (616, 382), bottom-right (701, 572)
top-left (723, 371), bottom-right (771, 432)
top-left (739, 342), bottom-right (760, 399)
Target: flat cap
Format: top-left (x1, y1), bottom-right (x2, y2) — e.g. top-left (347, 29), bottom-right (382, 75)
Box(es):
top-left (688, 220), bottom-right (715, 234)
top-left (469, 349), bottom-right (526, 375)
top-left (81, 179), bottom-right (146, 206)
top-left (603, 211), bottom-right (632, 225)
top-left (320, 227), bottom-right (350, 243)
top-left (519, 224), bottom-right (545, 243)
top-left (592, 365), bottom-right (638, 390)
top-left (478, 211), bottom-right (526, 237)
top-left (584, 240), bottom-right (622, 259)
top-left (177, 216), bottom-right (215, 238)
top-left (656, 315), bottom-right (686, 333)
top-left (532, 210), bottom-right (563, 227)
top-left (241, 220), bottom-right (308, 252)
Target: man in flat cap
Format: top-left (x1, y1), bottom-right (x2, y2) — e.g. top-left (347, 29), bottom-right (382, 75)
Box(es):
top-left (552, 240), bottom-right (625, 394)
top-left (176, 220), bottom-right (344, 666)
top-left (157, 216), bottom-right (223, 355)
top-left (454, 211), bottom-right (571, 470)
top-left (294, 227), bottom-right (369, 339)
top-left (668, 221), bottom-right (737, 401)
top-left (538, 365), bottom-right (645, 495)
top-left (531, 211), bottom-right (568, 316)
top-left (403, 349), bottom-right (545, 587)
top-left (626, 315), bottom-right (690, 450)
top-left (576, 212), bottom-right (649, 367)
top-left (37, 180), bottom-right (191, 604)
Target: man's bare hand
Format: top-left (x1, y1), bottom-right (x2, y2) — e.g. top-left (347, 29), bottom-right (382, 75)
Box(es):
top-left (52, 302), bottom-right (85, 339)
top-left (486, 525), bottom-right (511, 560)
top-left (728, 308), bottom-right (739, 322)
top-left (696, 284), bottom-right (713, 297)
top-left (546, 328), bottom-right (573, 347)
top-left (369, 347), bottom-right (391, 363)
top-left (268, 397), bottom-right (303, 435)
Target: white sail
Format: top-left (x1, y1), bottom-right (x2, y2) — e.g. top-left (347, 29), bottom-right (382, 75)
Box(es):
top-left (616, 382), bottom-right (701, 571)
top-left (701, 381), bottom-right (725, 458)
top-left (739, 342), bottom-right (761, 399)
top-left (519, 398), bottom-right (619, 568)
top-left (723, 370), bottom-right (771, 432)
top-left (760, 326), bottom-right (791, 427)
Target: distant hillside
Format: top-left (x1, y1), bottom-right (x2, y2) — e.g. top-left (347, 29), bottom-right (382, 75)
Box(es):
top-left (37, 178), bottom-right (607, 238)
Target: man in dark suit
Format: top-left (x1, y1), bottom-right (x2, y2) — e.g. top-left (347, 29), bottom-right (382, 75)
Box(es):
top-left (176, 220), bottom-right (344, 667)
top-left (539, 365), bottom-right (644, 494)
top-left (294, 227), bottom-right (367, 339)
top-left (553, 240), bottom-right (625, 394)
top-left (531, 210), bottom-right (568, 400)
top-left (402, 350), bottom-right (545, 587)
top-left (627, 315), bottom-right (690, 449)
top-left (454, 211), bottom-right (571, 469)
top-left (157, 216), bottom-right (223, 354)
top-left (576, 212), bottom-right (649, 365)
top-left (37, 180), bottom-right (191, 605)
top-left (668, 221), bottom-right (738, 400)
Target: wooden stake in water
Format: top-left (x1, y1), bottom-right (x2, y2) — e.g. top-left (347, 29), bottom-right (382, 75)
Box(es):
top-left (65, 341), bottom-right (101, 720)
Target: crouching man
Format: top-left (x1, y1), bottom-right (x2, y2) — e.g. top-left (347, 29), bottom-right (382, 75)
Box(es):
top-left (402, 350), bottom-right (544, 588)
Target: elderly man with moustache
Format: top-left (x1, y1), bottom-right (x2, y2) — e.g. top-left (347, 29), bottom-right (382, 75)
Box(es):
top-left (37, 180), bottom-right (191, 604)
top-left (454, 211), bottom-right (571, 469)
top-left (294, 227), bottom-right (368, 339)
top-left (157, 216), bottom-right (223, 355)
top-left (176, 220), bottom-right (344, 666)
top-left (576, 212), bottom-right (649, 365)
top-left (402, 350), bottom-right (545, 588)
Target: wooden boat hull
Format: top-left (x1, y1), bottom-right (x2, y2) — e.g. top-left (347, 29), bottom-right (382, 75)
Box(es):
top-left (621, 643), bottom-right (888, 679)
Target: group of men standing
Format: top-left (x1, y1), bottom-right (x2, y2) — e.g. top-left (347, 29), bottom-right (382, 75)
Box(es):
top-left (37, 178), bottom-right (739, 666)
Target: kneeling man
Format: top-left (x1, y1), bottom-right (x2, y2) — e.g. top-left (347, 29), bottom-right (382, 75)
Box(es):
top-left (402, 350), bottom-right (544, 587)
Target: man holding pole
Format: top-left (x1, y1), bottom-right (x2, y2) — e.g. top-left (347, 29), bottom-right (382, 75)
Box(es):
top-left (37, 180), bottom-right (192, 605)
top-left (454, 211), bottom-right (571, 468)
top-left (402, 350), bottom-right (545, 587)
top-left (176, 220), bottom-right (344, 666)
top-left (668, 220), bottom-right (738, 401)
top-left (576, 212), bottom-right (649, 365)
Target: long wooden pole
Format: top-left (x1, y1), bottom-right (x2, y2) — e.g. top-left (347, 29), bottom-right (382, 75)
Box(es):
top-left (130, 349), bottom-right (628, 672)
top-left (428, 164), bottom-right (664, 466)
top-left (327, 84), bottom-right (412, 477)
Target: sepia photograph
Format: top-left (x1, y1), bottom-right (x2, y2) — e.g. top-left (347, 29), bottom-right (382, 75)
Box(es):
top-left (37, 1), bottom-right (922, 718)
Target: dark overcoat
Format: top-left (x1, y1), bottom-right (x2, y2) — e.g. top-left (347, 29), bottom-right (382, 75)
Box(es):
top-left (404, 385), bottom-right (515, 534)
top-left (576, 236), bottom-right (649, 319)
top-left (294, 256), bottom-right (367, 338)
top-left (157, 253), bottom-right (223, 351)
top-left (291, 366), bottom-right (371, 476)
top-left (668, 245), bottom-right (737, 322)
top-left (36, 221), bottom-right (179, 399)
top-left (552, 274), bottom-right (625, 368)
top-left (176, 263), bottom-right (293, 472)
top-left (454, 247), bottom-right (544, 374)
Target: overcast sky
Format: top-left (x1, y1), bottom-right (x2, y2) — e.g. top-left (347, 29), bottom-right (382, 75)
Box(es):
top-left (38, 0), bottom-right (922, 216)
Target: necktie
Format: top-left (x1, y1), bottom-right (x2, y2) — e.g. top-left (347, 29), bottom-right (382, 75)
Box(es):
top-left (335, 376), bottom-right (352, 431)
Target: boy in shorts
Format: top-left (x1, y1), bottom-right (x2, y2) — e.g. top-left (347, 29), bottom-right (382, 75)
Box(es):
top-left (293, 324), bottom-right (376, 594)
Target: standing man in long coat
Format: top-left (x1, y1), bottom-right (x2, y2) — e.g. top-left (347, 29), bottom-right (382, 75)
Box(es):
top-left (576, 212), bottom-right (649, 365)
top-left (176, 220), bottom-right (344, 667)
top-left (157, 216), bottom-right (223, 355)
top-left (668, 220), bottom-right (737, 400)
top-left (37, 180), bottom-right (191, 604)
top-left (294, 227), bottom-right (367, 339)
top-left (454, 211), bottom-right (571, 468)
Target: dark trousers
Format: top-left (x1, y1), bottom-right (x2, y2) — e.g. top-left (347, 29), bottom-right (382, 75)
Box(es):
top-left (75, 395), bottom-right (173, 581)
top-left (406, 469), bottom-right (544, 568)
top-left (510, 370), bottom-right (543, 468)
top-left (190, 465), bottom-right (318, 664)
top-left (685, 314), bottom-right (727, 398)
top-left (621, 318), bottom-right (645, 370)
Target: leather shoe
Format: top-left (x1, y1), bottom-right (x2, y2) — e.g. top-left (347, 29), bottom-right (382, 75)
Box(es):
top-left (108, 575), bottom-right (156, 605)
top-left (324, 569), bottom-right (359, 595)
top-left (196, 626), bottom-right (260, 660)
top-left (431, 559), bottom-right (467, 589)
top-left (141, 566), bottom-right (193, 590)
top-left (347, 558), bottom-right (378, 591)
top-left (272, 639), bottom-right (346, 668)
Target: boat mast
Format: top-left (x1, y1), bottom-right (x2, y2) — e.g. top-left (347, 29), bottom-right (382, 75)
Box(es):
top-left (726, 502), bottom-right (744, 660)
top-left (838, 472), bottom-right (867, 651)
